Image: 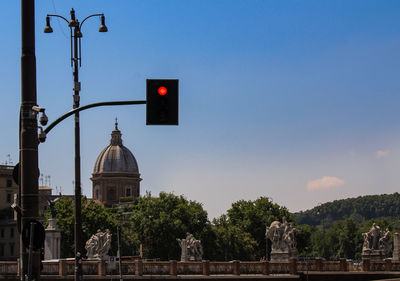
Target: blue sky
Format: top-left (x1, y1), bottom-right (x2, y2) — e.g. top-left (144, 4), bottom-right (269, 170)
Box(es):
top-left (1, 1), bottom-right (400, 218)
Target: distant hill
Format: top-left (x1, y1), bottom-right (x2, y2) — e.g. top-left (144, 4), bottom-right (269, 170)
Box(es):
top-left (293, 193), bottom-right (400, 228)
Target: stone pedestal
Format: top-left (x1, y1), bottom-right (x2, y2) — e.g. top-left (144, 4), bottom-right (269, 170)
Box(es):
top-left (271, 251), bottom-right (290, 262)
top-left (271, 249), bottom-right (298, 262)
top-left (362, 250), bottom-right (385, 261)
top-left (393, 233), bottom-right (400, 261)
top-left (44, 218), bottom-right (61, 260)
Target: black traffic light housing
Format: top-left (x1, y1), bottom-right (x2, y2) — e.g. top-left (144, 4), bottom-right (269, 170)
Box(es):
top-left (146, 79), bottom-right (179, 125)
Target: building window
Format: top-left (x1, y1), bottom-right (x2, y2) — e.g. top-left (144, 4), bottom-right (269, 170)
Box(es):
top-left (126, 187), bottom-right (132, 197)
top-left (6, 193), bottom-right (12, 204)
top-left (10, 228), bottom-right (14, 238)
top-left (107, 187), bottom-right (116, 202)
top-left (0, 244), bottom-right (4, 256)
top-left (9, 243), bottom-right (14, 256)
top-left (6, 179), bottom-right (12, 187)
top-left (95, 185), bottom-right (100, 200)
top-left (0, 229), bottom-right (4, 238)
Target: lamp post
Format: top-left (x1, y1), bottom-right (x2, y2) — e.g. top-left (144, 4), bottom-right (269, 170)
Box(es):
top-left (20, 0), bottom-right (40, 280)
top-left (44, 9), bottom-right (107, 281)
top-left (266, 207), bottom-right (272, 261)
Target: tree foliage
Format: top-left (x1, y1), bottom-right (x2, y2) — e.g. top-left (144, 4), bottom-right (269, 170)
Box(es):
top-left (49, 192), bottom-right (400, 262)
top-left (221, 197), bottom-right (293, 260)
top-left (47, 196), bottom-right (119, 258)
top-left (129, 192), bottom-right (211, 260)
top-left (294, 193), bottom-right (400, 227)
top-left (210, 214), bottom-right (257, 261)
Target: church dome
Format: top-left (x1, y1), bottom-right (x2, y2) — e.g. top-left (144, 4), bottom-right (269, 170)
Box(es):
top-left (93, 121), bottom-right (139, 174)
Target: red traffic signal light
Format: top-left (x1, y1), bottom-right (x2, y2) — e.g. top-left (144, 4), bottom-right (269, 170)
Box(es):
top-left (146, 79), bottom-right (179, 125)
top-left (158, 86), bottom-right (167, 96)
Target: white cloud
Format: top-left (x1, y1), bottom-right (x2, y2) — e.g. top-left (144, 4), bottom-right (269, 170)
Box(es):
top-left (306, 176), bottom-right (345, 191)
top-left (375, 150), bottom-right (390, 159)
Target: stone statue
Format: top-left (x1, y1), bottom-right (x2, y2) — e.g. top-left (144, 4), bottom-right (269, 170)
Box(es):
top-left (379, 228), bottom-right (391, 255)
top-left (45, 197), bottom-right (60, 219)
top-left (363, 223), bottom-right (382, 251)
top-left (47, 199), bottom-right (57, 219)
top-left (265, 217), bottom-right (298, 261)
top-left (177, 233), bottom-right (203, 261)
top-left (283, 222), bottom-right (298, 250)
top-left (362, 223), bottom-right (391, 260)
top-left (85, 229), bottom-right (112, 260)
top-left (45, 197), bottom-right (60, 230)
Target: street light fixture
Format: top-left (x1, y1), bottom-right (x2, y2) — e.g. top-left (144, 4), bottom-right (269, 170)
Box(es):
top-left (266, 206), bottom-right (272, 261)
top-left (99, 15), bottom-right (108, 32)
top-left (44, 8), bottom-right (107, 281)
top-left (44, 17), bottom-right (53, 33)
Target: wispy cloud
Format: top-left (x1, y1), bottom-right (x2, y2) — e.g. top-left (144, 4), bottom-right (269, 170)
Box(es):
top-left (349, 150), bottom-right (356, 157)
top-left (375, 150), bottom-right (390, 159)
top-left (306, 176), bottom-right (345, 191)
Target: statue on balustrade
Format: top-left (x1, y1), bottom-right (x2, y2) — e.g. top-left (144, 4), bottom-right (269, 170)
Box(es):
top-left (265, 217), bottom-right (299, 261)
top-left (362, 223), bottom-right (391, 261)
top-left (85, 229), bottom-right (112, 260)
top-left (177, 233), bottom-right (203, 261)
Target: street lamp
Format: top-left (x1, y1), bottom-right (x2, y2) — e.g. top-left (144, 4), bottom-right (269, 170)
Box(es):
top-left (266, 206), bottom-right (272, 261)
top-left (44, 9), bottom-right (107, 281)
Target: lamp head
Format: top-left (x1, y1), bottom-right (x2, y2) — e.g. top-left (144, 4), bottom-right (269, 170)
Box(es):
top-left (38, 127), bottom-right (46, 143)
top-left (44, 16), bottom-right (53, 33)
top-left (39, 111), bottom-right (48, 126)
top-left (99, 15), bottom-right (108, 32)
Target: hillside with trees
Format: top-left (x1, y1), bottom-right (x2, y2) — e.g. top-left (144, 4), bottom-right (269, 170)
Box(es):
top-left (294, 193), bottom-right (400, 228)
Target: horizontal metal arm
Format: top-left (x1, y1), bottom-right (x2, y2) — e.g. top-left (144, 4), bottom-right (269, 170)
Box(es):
top-left (44, 100), bottom-right (146, 135)
top-left (80, 13), bottom-right (104, 28)
top-left (47, 14), bottom-right (69, 24)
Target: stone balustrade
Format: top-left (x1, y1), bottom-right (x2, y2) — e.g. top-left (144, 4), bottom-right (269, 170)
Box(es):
top-left (0, 258), bottom-right (399, 277)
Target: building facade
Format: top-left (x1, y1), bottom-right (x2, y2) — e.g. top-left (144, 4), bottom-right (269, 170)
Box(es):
top-left (0, 165), bottom-right (18, 260)
top-left (91, 121), bottom-right (141, 206)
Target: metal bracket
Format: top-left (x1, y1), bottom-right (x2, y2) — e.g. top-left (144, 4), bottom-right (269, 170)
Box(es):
top-left (74, 82), bottom-right (81, 92)
top-left (73, 94), bottom-right (80, 103)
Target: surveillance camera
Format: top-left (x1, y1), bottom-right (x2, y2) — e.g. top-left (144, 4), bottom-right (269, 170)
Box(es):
top-left (39, 112), bottom-right (48, 126)
top-left (38, 127), bottom-right (46, 143)
top-left (39, 132), bottom-right (46, 143)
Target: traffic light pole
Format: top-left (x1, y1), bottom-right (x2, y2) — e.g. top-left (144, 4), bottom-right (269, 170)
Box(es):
top-left (20, 0), bottom-right (40, 280)
top-left (72, 22), bottom-right (83, 281)
top-left (42, 100), bottom-right (146, 136)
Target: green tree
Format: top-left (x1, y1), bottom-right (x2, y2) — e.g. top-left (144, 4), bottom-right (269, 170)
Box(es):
top-left (336, 219), bottom-right (362, 260)
top-left (294, 193), bottom-right (400, 227)
top-left (81, 198), bottom-right (119, 255)
top-left (296, 224), bottom-right (314, 257)
top-left (48, 197), bottom-right (74, 258)
top-left (226, 197), bottom-right (293, 260)
top-left (210, 214), bottom-right (257, 261)
top-left (129, 192), bottom-right (211, 260)
top-left (47, 196), bottom-right (120, 258)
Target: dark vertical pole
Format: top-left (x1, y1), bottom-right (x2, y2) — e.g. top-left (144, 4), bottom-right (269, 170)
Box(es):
top-left (20, 0), bottom-right (40, 280)
top-left (72, 19), bottom-right (83, 281)
top-left (117, 226), bottom-right (123, 281)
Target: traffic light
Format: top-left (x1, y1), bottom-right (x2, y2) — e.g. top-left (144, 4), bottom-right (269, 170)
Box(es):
top-left (146, 79), bottom-right (179, 125)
